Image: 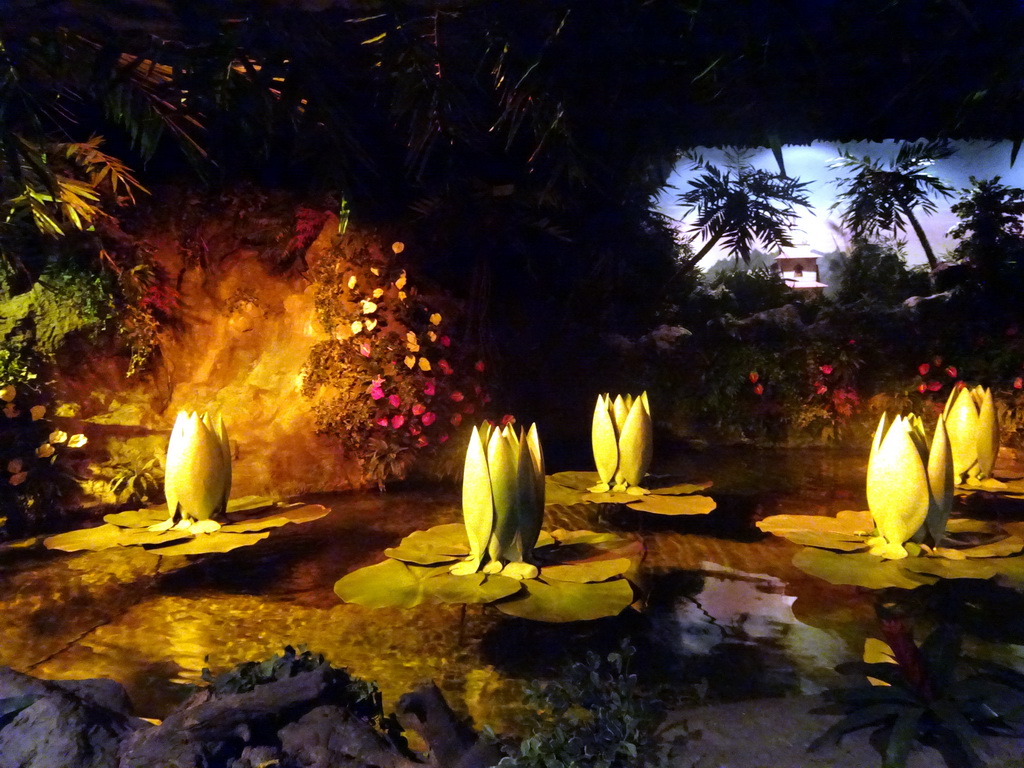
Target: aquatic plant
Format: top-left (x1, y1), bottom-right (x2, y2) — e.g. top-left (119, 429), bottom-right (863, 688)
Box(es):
top-left (155, 411), bottom-right (231, 534)
top-left (452, 421), bottom-right (544, 579)
top-left (546, 471), bottom-right (716, 516)
top-left (866, 412), bottom-right (952, 558)
top-left (498, 642), bottom-right (667, 768)
top-left (591, 392), bottom-right (652, 494)
top-left (943, 385), bottom-right (1000, 484)
top-left (813, 623), bottom-right (1024, 768)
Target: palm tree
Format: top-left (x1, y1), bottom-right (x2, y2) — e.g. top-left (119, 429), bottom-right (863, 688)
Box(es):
top-left (675, 154), bottom-right (813, 272)
top-left (830, 140), bottom-right (955, 269)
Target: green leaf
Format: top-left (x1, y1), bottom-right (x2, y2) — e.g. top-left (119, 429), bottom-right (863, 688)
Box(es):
top-left (542, 557), bottom-right (632, 583)
top-left (103, 507), bottom-right (168, 528)
top-left (884, 707), bottom-right (924, 768)
top-left (43, 524), bottom-right (132, 552)
top-left (494, 577), bottom-right (635, 623)
top-left (334, 559), bottom-right (521, 608)
top-left (154, 532), bottom-right (271, 556)
top-left (384, 523), bottom-right (470, 565)
top-left (219, 504), bottom-right (330, 533)
top-left (792, 548), bottom-right (935, 590)
top-left (649, 480), bottom-right (714, 495)
top-left (625, 494), bottom-right (716, 516)
top-left (549, 471), bottom-right (599, 492)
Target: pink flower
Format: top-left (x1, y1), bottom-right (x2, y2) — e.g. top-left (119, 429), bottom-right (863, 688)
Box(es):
top-left (439, 360), bottom-right (453, 375)
top-left (918, 363), bottom-right (930, 376)
top-left (389, 394), bottom-right (401, 407)
top-left (439, 434), bottom-right (449, 444)
top-left (816, 384), bottom-right (828, 395)
top-left (376, 417), bottom-right (389, 427)
top-left (370, 386), bottom-right (385, 400)
top-left (417, 436), bottom-right (429, 447)
top-left (927, 380), bottom-right (942, 392)
top-left (475, 360), bottom-right (485, 372)
top-left (441, 336), bottom-right (451, 347)
top-left (918, 383), bottom-right (927, 394)
top-left (422, 411), bottom-right (436, 426)
top-left (500, 414), bottom-right (515, 426)
top-left (412, 403), bottom-right (426, 416)
top-left (391, 414), bottom-right (405, 429)
top-left (819, 365), bottom-right (833, 376)
top-left (409, 425), bottom-right (421, 435)
top-left (450, 391), bottom-right (464, 402)
top-left (450, 413), bottom-right (462, 426)
top-left (423, 381), bottom-right (436, 396)
top-left (946, 366), bottom-right (957, 378)
top-left (1015, 377), bottom-right (1023, 390)
top-left (360, 342), bottom-right (372, 357)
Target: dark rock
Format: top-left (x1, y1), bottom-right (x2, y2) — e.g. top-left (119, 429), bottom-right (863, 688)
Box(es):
top-left (0, 667), bottom-right (139, 768)
top-left (396, 683), bottom-right (502, 768)
top-left (278, 705), bottom-right (420, 768)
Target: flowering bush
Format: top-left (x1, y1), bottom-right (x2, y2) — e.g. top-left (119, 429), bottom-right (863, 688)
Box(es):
top-left (1, 383), bottom-right (87, 538)
top-left (303, 232), bottom-right (488, 487)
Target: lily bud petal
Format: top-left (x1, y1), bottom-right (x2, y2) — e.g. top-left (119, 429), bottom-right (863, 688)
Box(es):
top-left (925, 417), bottom-right (954, 544)
top-left (867, 416), bottom-right (930, 559)
top-left (618, 394), bottom-right (653, 488)
top-left (592, 395), bottom-right (619, 485)
top-left (976, 387), bottom-right (999, 480)
top-left (945, 387), bottom-right (980, 481)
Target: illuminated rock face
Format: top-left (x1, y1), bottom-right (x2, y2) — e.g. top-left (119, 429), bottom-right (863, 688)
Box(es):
top-left (452, 422), bottom-right (545, 580)
top-left (865, 413), bottom-right (953, 559)
top-left (943, 385), bottom-right (1000, 483)
top-left (164, 411), bottom-right (231, 522)
top-left (590, 392), bottom-right (652, 494)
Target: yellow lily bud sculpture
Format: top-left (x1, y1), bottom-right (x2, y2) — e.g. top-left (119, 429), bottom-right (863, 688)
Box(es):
top-left (451, 422), bottom-right (545, 580)
top-left (153, 411), bottom-right (232, 534)
top-left (866, 413), bottom-right (953, 559)
top-left (943, 385), bottom-right (1000, 483)
top-left (590, 392), bottom-right (653, 494)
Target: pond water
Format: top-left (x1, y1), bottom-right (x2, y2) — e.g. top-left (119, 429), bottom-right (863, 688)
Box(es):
top-left (2, 445), bottom-right (1023, 735)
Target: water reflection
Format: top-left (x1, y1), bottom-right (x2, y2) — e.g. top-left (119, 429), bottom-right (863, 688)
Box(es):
top-left (0, 447), bottom-right (1019, 735)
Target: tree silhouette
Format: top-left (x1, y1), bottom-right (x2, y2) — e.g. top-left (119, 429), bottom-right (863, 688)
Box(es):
top-left (830, 140), bottom-right (955, 269)
top-left (675, 154), bottom-right (812, 272)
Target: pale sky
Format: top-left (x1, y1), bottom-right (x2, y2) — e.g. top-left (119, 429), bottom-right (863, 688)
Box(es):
top-left (656, 140), bottom-right (1024, 268)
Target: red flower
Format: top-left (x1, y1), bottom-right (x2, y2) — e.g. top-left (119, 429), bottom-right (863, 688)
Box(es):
top-left (439, 360), bottom-right (453, 375)
top-left (391, 414), bottom-right (405, 429)
top-left (463, 403), bottom-right (475, 414)
top-left (417, 436), bottom-right (429, 447)
top-left (748, 371), bottom-right (759, 383)
top-left (816, 384), bottom-right (828, 395)
top-left (482, 394), bottom-right (491, 404)
top-left (441, 336), bottom-right (451, 347)
top-left (918, 383), bottom-right (927, 393)
top-left (946, 366), bottom-right (957, 378)
top-left (376, 417), bottom-right (389, 427)
top-left (450, 391), bottom-right (464, 402)
top-left (927, 380), bottom-right (942, 392)
top-left (500, 414), bottom-right (516, 427)
top-left (918, 363), bottom-right (930, 376)
top-left (423, 382), bottom-right (436, 396)
top-left (819, 365), bottom-right (833, 375)
top-left (389, 394), bottom-right (401, 407)
top-left (409, 425), bottom-right (421, 436)
top-left (439, 434), bottom-right (449, 443)
top-left (475, 360), bottom-right (486, 372)
top-left (754, 383), bottom-right (764, 395)
top-left (422, 411), bottom-right (436, 426)
top-left (1015, 377), bottom-right (1023, 390)
top-left (412, 404), bottom-right (426, 416)
top-left (450, 413), bottom-right (462, 426)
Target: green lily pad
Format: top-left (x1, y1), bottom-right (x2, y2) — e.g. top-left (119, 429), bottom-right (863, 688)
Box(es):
top-left (44, 524), bottom-right (132, 552)
top-left (219, 504), bottom-right (330, 533)
top-left (650, 480), bottom-right (714, 495)
top-left (154, 531), bottom-right (272, 556)
top-left (957, 475), bottom-right (1024, 499)
top-left (582, 491), bottom-right (641, 504)
top-left (225, 495), bottom-right (284, 514)
top-left (780, 531), bottom-right (870, 551)
top-left (541, 557), bottom-right (632, 583)
top-left (945, 518), bottom-right (1000, 534)
top-left (943, 535), bottom-right (1024, 559)
top-left (494, 577), bottom-right (635, 622)
top-left (792, 548), bottom-right (936, 590)
top-left (103, 507), bottom-right (169, 528)
top-left (334, 559), bottom-right (522, 608)
top-left (625, 494), bottom-right (717, 516)
top-left (900, 554), bottom-right (1024, 583)
top-left (385, 523), bottom-right (470, 565)
top-left (757, 509), bottom-right (874, 537)
top-left (549, 471), bottom-right (599, 492)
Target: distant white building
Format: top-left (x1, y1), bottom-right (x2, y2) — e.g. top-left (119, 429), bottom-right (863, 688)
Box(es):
top-left (773, 250), bottom-right (827, 294)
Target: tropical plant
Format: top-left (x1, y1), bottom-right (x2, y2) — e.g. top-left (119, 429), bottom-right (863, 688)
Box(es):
top-left (813, 620), bottom-right (1024, 768)
top-left (675, 152), bottom-right (812, 271)
top-left (498, 642), bottom-right (667, 768)
top-left (831, 239), bottom-right (930, 307)
top-left (949, 176), bottom-right (1024, 295)
top-left (830, 140), bottom-right (956, 269)
top-left (105, 451), bottom-right (163, 508)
